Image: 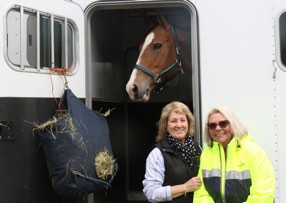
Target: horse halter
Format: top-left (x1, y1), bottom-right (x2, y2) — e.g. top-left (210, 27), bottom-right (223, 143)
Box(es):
top-left (133, 25), bottom-right (182, 93)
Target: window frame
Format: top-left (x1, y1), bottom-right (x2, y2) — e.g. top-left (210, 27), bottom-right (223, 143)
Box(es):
top-left (276, 10), bottom-right (286, 71)
top-left (4, 5), bottom-right (79, 74)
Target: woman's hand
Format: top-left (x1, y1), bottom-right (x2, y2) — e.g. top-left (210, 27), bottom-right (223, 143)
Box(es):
top-left (171, 176), bottom-right (202, 198)
top-left (184, 176), bottom-right (202, 192)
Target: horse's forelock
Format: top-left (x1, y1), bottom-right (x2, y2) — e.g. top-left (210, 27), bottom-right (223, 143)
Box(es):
top-left (143, 16), bottom-right (171, 39)
top-left (144, 24), bottom-right (159, 38)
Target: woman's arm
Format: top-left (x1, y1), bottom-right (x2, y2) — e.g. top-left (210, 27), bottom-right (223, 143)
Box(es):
top-left (193, 149), bottom-right (215, 203)
top-left (143, 147), bottom-right (203, 202)
top-left (143, 148), bottom-right (172, 202)
top-left (244, 143), bottom-right (276, 203)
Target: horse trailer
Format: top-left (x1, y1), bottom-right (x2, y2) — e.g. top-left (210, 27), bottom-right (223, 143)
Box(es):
top-left (0, 0), bottom-right (285, 202)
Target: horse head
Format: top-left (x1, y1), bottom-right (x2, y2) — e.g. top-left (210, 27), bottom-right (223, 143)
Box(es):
top-left (126, 15), bottom-right (186, 102)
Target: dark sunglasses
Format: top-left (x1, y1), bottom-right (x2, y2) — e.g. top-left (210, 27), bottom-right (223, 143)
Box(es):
top-left (207, 120), bottom-right (229, 130)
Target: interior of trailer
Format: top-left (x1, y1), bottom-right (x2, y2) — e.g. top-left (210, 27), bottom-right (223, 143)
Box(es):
top-left (86, 4), bottom-right (196, 202)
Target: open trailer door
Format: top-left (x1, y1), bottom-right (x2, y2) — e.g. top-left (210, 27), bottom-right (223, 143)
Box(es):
top-left (83, 1), bottom-right (200, 202)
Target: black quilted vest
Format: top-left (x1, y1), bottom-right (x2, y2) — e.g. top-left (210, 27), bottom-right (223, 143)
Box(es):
top-left (156, 139), bottom-right (199, 203)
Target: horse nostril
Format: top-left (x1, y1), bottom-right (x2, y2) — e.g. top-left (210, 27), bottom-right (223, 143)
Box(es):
top-left (132, 85), bottom-right (138, 96)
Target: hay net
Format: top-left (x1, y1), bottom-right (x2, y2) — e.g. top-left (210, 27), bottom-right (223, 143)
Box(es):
top-left (36, 88), bottom-right (118, 199)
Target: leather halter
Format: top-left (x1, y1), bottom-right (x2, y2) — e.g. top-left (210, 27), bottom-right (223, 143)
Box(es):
top-left (133, 26), bottom-right (182, 93)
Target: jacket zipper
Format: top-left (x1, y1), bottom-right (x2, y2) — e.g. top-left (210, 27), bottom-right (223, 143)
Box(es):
top-left (219, 145), bottom-right (226, 203)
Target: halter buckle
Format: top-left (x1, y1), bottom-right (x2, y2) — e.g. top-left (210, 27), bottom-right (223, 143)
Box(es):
top-left (153, 75), bottom-right (162, 84)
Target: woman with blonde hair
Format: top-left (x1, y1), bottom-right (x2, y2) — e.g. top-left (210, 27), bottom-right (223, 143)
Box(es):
top-left (194, 106), bottom-right (276, 203)
top-left (143, 101), bottom-right (202, 203)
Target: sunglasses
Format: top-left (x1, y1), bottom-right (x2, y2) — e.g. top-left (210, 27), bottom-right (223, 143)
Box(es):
top-left (207, 120), bottom-right (229, 130)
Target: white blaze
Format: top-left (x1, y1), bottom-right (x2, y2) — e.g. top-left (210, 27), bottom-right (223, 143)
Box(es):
top-left (137, 32), bottom-right (154, 64)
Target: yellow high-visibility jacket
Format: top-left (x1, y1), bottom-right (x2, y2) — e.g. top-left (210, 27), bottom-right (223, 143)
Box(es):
top-left (194, 135), bottom-right (275, 203)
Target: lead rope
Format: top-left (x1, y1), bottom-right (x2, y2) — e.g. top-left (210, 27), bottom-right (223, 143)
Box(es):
top-left (49, 67), bottom-right (69, 116)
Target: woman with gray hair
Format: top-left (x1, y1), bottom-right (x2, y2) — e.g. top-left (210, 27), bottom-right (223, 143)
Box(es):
top-left (143, 101), bottom-right (202, 202)
top-left (194, 107), bottom-right (276, 203)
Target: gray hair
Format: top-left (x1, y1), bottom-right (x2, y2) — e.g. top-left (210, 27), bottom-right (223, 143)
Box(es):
top-left (204, 107), bottom-right (248, 146)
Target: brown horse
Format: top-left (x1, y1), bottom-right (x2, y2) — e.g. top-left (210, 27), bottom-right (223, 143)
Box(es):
top-left (126, 15), bottom-right (191, 102)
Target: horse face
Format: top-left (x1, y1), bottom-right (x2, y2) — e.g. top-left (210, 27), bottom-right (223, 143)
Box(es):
top-left (126, 24), bottom-right (177, 102)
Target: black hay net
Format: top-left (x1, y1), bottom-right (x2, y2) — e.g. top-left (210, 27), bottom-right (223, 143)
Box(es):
top-left (38, 88), bottom-right (118, 199)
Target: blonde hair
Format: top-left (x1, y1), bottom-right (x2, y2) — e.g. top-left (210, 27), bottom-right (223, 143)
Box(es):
top-left (204, 107), bottom-right (248, 146)
top-left (155, 101), bottom-right (195, 143)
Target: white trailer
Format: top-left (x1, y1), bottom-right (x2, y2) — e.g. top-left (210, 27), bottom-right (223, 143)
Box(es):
top-left (0, 0), bottom-right (285, 202)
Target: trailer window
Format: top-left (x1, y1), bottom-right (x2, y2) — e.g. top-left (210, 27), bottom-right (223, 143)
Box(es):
top-left (5, 5), bottom-right (77, 73)
top-left (279, 12), bottom-right (286, 68)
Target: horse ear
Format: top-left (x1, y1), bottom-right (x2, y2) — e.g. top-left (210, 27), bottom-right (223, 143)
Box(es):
top-left (156, 11), bottom-right (170, 28)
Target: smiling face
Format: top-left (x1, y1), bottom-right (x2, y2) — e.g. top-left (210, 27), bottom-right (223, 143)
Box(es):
top-left (166, 111), bottom-right (189, 144)
top-left (208, 113), bottom-right (233, 147)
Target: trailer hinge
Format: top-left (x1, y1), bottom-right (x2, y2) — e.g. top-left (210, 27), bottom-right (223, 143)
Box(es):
top-left (272, 60), bottom-right (278, 80)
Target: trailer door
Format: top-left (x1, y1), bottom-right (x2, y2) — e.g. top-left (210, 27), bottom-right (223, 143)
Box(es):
top-left (1, 1), bottom-right (85, 203)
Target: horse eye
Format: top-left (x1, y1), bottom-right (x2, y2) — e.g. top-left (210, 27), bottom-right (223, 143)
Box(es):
top-left (153, 43), bottom-right (162, 50)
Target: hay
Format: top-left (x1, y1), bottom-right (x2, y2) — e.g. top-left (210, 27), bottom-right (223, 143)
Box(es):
top-left (29, 112), bottom-right (77, 139)
top-left (95, 148), bottom-right (116, 180)
top-left (98, 108), bottom-right (116, 117)
top-left (33, 116), bottom-right (59, 130)
top-left (0, 122), bottom-right (9, 128)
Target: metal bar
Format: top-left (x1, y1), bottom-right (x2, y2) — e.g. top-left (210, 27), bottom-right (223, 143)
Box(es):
top-left (37, 11), bottom-right (40, 70)
top-left (20, 6), bottom-right (24, 70)
top-left (65, 18), bottom-right (68, 68)
top-left (51, 15), bottom-right (54, 68)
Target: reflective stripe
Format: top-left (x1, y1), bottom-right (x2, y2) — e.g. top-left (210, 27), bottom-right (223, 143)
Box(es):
top-left (226, 170), bottom-right (250, 180)
top-left (202, 169), bottom-right (250, 180)
top-left (202, 169), bottom-right (220, 177)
